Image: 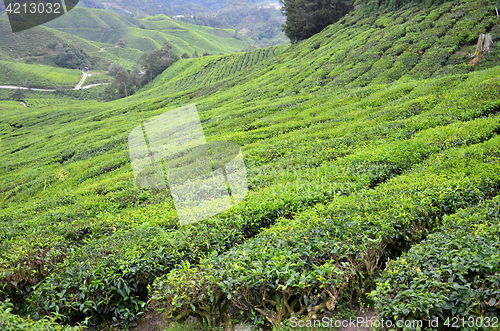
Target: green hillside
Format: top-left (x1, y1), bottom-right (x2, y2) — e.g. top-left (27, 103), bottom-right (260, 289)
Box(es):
top-left (44, 8), bottom-right (254, 56)
top-left (0, 8), bottom-right (254, 79)
top-left (0, 16), bottom-right (141, 69)
top-left (0, 61), bottom-right (82, 88)
top-left (1, 0), bottom-right (500, 330)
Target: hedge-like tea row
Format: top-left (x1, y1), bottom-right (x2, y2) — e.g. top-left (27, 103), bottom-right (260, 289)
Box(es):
top-left (25, 112), bottom-right (486, 324)
top-left (150, 135), bottom-right (500, 327)
top-left (0, 61), bottom-right (82, 88)
top-left (21, 108), bottom-right (500, 325)
top-left (140, 46), bottom-right (283, 99)
top-left (1, 0), bottom-right (499, 328)
top-left (0, 300), bottom-right (82, 331)
top-left (370, 196), bottom-right (500, 330)
top-left (25, 163), bottom-right (365, 325)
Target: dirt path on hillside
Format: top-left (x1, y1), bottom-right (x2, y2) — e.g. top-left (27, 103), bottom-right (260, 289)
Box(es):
top-left (0, 70), bottom-right (109, 92)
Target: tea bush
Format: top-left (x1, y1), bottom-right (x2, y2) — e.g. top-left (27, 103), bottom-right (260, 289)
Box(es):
top-left (150, 136), bottom-right (500, 327)
top-left (0, 300), bottom-right (83, 331)
top-left (1, 0), bottom-right (500, 328)
top-left (370, 196), bottom-right (500, 330)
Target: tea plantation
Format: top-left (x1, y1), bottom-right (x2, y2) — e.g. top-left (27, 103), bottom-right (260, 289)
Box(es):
top-left (1, 0), bottom-right (500, 330)
top-left (0, 8), bottom-right (254, 72)
top-left (44, 8), bottom-right (253, 56)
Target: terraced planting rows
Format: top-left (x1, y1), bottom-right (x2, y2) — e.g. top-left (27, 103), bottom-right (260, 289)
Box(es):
top-left (44, 8), bottom-right (253, 56)
top-left (0, 61), bottom-right (82, 88)
top-left (1, 0), bottom-right (499, 329)
top-left (141, 46), bottom-right (284, 98)
top-left (0, 8), bottom-right (249, 72)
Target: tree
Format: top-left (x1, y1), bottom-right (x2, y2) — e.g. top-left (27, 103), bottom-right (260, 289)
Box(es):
top-left (181, 53), bottom-right (190, 59)
top-left (22, 80), bottom-right (31, 91)
top-left (117, 70), bottom-right (129, 97)
top-left (108, 62), bottom-right (125, 77)
top-left (11, 88), bottom-right (25, 102)
top-left (105, 43), bottom-right (180, 100)
top-left (280, 0), bottom-right (354, 43)
top-left (117, 39), bottom-right (126, 48)
top-left (53, 48), bottom-right (88, 69)
top-left (138, 43), bottom-right (180, 83)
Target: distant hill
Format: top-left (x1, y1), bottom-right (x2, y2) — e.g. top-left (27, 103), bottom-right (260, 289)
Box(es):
top-left (0, 8), bottom-right (254, 73)
top-left (78, 0), bottom-right (265, 16)
top-left (0, 15), bottom-right (142, 70)
top-left (178, 2), bottom-right (287, 48)
top-left (43, 8), bottom-right (254, 56)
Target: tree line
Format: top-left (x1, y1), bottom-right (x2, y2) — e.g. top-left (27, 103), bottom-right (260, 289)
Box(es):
top-left (178, 3), bottom-right (287, 48)
top-left (104, 43), bottom-right (179, 100)
top-left (279, 0), bottom-right (454, 43)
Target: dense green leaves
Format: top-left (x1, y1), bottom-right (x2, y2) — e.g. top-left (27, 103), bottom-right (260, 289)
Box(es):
top-left (0, 300), bottom-right (82, 331)
top-left (358, 0), bottom-right (453, 11)
top-left (280, 0), bottom-right (354, 43)
top-left (371, 197), bottom-right (500, 330)
top-left (1, 0), bottom-right (500, 328)
top-left (151, 134), bottom-right (500, 326)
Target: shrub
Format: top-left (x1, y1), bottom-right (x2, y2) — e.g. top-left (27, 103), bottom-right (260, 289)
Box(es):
top-left (0, 300), bottom-right (83, 331)
top-left (370, 196), bottom-right (500, 330)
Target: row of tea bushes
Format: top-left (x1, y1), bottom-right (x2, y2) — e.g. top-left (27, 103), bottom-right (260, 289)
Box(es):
top-left (150, 135), bottom-right (500, 327)
top-left (24, 108), bottom-right (500, 325)
top-left (24, 114), bottom-right (468, 324)
top-left (27, 166), bottom-right (360, 325)
top-left (0, 300), bottom-right (83, 331)
top-left (138, 46), bottom-right (283, 99)
top-left (370, 196), bottom-right (500, 330)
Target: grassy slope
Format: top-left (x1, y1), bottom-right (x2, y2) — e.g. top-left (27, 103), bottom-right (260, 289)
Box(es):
top-left (0, 0), bottom-right (500, 329)
top-left (0, 61), bottom-right (82, 88)
top-left (44, 8), bottom-right (253, 56)
top-left (0, 60), bottom-right (110, 89)
top-left (0, 16), bottom-right (140, 69)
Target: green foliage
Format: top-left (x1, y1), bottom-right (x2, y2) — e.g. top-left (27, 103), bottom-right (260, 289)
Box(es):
top-left (0, 300), bottom-right (83, 331)
top-left (357, 0), bottom-right (453, 11)
top-left (0, 17), bottom-right (137, 70)
top-left (0, 61), bottom-right (82, 88)
top-left (370, 196), bottom-right (500, 330)
top-left (10, 89), bottom-right (25, 102)
top-left (280, 0), bottom-right (354, 43)
top-left (53, 48), bottom-right (91, 70)
top-left (139, 43), bottom-right (180, 83)
top-left (43, 8), bottom-right (254, 58)
top-left (151, 131), bottom-right (500, 327)
top-left (0, 0), bottom-right (499, 329)
top-left (81, 0), bottom-right (265, 16)
top-left (178, 2), bottom-right (288, 48)
top-left (104, 44), bottom-right (180, 99)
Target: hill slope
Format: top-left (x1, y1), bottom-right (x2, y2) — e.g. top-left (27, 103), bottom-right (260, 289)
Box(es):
top-left (0, 0), bottom-right (499, 329)
top-left (0, 17), bottom-right (142, 69)
top-left (0, 61), bottom-right (96, 88)
top-left (0, 8), bottom-right (253, 72)
top-left (44, 8), bottom-right (253, 55)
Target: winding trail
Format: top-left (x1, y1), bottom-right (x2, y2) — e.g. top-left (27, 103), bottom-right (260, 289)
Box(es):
top-left (0, 85), bottom-right (56, 92)
top-left (0, 71), bottom-right (109, 92)
top-left (74, 71), bottom-right (89, 89)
